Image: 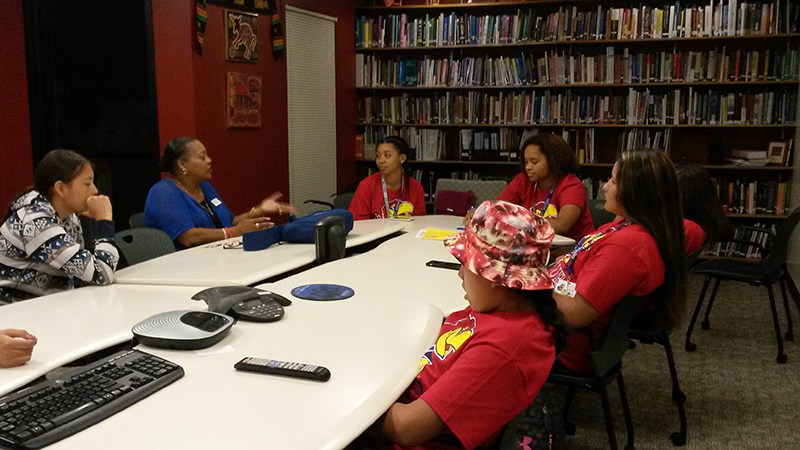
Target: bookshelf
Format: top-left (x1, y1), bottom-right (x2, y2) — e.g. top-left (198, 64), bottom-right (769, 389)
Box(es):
top-left (354, 0), bottom-right (800, 237)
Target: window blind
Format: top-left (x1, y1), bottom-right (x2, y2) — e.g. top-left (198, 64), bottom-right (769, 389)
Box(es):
top-left (286, 6), bottom-right (337, 216)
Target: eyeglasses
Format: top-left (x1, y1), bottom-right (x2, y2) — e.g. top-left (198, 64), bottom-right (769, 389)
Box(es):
top-left (223, 240), bottom-right (243, 250)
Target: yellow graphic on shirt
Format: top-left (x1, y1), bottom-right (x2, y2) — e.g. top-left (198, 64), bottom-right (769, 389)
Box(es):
top-left (383, 200), bottom-right (414, 218)
top-left (534, 203), bottom-right (558, 218)
top-left (417, 316), bottom-right (475, 373)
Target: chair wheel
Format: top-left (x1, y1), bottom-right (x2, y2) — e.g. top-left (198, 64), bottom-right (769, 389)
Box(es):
top-left (685, 343), bottom-right (696, 352)
top-left (672, 391), bottom-right (686, 404)
top-left (786, 332), bottom-right (794, 341)
top-left (565, 422), bottom-right (576, 436)
top-left (628, 340), bottom-right (637, 349)
top-left (670, 432), bottom-right (686, 446)
top-left (777, 354), bottom-right (788, 364)
top-left (700, 320), bottom-right (710, 330)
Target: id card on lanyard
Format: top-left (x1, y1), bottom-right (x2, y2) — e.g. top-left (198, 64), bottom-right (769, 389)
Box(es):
top-left (381, 175), bottom-right (405, 219)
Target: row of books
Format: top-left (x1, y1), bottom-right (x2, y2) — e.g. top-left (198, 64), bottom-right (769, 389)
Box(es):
top-left (362, 126), bottom-right (450, 161)
top-left (580, 176), bottom-right (608, 200)
top-left (714, 178), bottom-right (792, 214)
top-left (358, 89), bottom-right (797, 126)
top-left (355, 2), bottom-right (800, 48)
top-left (361, 126), bottom-right (672, 165)
top-left (355, 47), bottom-right (800, 88)
top-left (704, 222), bottom-right (777, 258)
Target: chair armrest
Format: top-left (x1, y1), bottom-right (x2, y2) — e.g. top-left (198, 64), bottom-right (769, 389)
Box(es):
top-left (303, 200), bottom-right (334, 209)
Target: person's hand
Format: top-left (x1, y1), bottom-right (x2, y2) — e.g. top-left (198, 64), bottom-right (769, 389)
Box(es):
top-left (462, 207), bottom-right (476, 226)
top-left (0, 329), bottom-right (37, 368)
top-left (232, 217), bottom-right (274, 237)
top-left (84, 195), bottom-right (113, 221)
top-left (258, 192), bottom-right (296, 216)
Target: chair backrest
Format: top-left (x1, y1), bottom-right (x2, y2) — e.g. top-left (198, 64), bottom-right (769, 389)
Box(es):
top-left (332, 192), bottom-right (354, 210)
top-left (590, 295), bottom-right (640, 376)
top-left (128, 212), bottom-right (146, 229)
top-left (434, 178), bottom-right (508, 206)
top-left (115, 228), bottom-right (176, 266)
top-left (587, 198), bottom-right (616, 228)
top-left (763, 206), bottom-right (800, 273)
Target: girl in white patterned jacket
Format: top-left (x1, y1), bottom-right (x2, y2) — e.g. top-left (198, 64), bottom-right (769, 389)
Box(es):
top-left (0, 149), bottom-right (118, 303)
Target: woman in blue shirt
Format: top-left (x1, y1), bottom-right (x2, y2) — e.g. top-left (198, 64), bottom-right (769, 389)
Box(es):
top-left (144, 137), bottom-right (294, 249)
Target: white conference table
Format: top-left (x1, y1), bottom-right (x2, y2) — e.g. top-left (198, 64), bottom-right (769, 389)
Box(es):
top-left (261, 216), bottom-right (469, 316)
top-left (0, 284), bottom-right (203, 395)
top-left (259, 215), bottom-right (576, 317)
top-left (115, 219), bottom-right (404, 287)
top-left (0, 284), bottom-right (442, 450)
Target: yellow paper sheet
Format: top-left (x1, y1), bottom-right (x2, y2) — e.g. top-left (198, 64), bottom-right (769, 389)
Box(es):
top-left (417, 228), bottom-right (460, 241)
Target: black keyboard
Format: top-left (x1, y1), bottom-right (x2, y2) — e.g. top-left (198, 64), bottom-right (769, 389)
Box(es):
top-left (0, 349), bottom-right (183, 449)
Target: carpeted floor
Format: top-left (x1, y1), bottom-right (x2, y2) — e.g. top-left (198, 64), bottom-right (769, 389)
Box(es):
top-left (565, 274), bottom-right (800, 449)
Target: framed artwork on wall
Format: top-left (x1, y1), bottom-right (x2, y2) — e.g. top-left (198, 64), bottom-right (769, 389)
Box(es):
top-left (225, 9), bottom-right (259, 62)
top-left (227, 72), bottom-right (261, 128)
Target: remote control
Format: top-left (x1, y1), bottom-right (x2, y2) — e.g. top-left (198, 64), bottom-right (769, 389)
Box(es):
top-left (234, 357), bottom-right (331, 382)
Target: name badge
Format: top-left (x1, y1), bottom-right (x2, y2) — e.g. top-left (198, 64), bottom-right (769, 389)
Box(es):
top-left (554, 279), bottom-right (577, 298)
top-left (210, 198), bottom-right (222, 207)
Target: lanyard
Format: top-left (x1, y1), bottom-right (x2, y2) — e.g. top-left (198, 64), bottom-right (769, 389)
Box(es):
top-left (535, 181), bottom-right (558, 216)
top-left (562, 221), bottom-right (631, 276)
top-left (381, 174), bottom-right (405, 219)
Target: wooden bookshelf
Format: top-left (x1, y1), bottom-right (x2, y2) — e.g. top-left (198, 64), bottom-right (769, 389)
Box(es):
top-left (354, 0), bottom-right (799, 259)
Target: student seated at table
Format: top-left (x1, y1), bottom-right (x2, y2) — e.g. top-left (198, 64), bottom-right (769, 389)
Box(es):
top-left (495, 133), bottom-right (595, 242)
top-left (0, 150), bottom-right (118, 303)
top-left (349, 136), bottom-right (426, 220)
top-left (144, 137), bottom-right (295, 249)
top-left (0, 329), bottom-right (36, 368)
top-left (379, 201), bottom-right (566, 449)
top-left (549, 149), bottom-right (686, 373)
top-left (678, 164), bottom-right (734, 253)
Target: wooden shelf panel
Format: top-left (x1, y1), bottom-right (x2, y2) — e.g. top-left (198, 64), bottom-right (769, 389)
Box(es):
top-left (702, 165), bottom-right (793, 171)
top-left (726, 213), bottom-right (789, 219)
top-left (359, 122), bottom-right (797, 128)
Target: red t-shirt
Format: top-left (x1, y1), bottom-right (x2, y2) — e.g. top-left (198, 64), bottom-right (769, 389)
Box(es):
top-left (684, 219), bottom-right (706, 255)
top-left (402, 307), bottom-right (555, 450)
top-left (497, 173), bottom-right (595, 241)
top-left (348, 172), bottom-right (427, 220)
top-left (549, 219), bottom-right (664, 373)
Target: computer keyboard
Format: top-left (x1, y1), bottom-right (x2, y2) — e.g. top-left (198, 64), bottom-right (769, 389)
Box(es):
top-left (0, 349), bottom-right (183, 449)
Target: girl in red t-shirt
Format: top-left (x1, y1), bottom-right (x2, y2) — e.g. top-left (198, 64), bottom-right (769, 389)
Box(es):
top-left (550, 149), bottom-right (687, 373)
top-left (496, 133), bottom-right (595, 242)
top-left (349, 136), bottom-right (427, 220)
top-left (379, 201), bottom-right (567, 449)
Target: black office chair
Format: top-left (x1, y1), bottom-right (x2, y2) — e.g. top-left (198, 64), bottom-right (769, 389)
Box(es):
top-left (626, 247), bottom-right (703, 448)
top-left (588, 198), bottom-right (616, 228)
top-left (128, 212), bottom-right (146, 229)
top-left (547, 295), bottom-right (640, 450)
top-left (115, 228), bottom-right (176, 266)
top-left (685, 207), bottom-right (800, 364)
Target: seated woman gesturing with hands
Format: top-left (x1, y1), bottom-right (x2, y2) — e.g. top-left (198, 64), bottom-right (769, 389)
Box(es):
top-left (144, 137), bottom-right (295, 249)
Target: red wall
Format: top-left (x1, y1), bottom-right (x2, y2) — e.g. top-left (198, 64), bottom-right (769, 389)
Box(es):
top-left (152, 0), bottom-right (357, 216)
top-left (0, 1), bottom-right (34, 206)
top-left (2, 0), bottom-right (357, 216)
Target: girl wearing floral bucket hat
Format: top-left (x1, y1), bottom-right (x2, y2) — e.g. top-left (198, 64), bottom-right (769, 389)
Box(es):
top-left (379, 200), bottom-right (567, 450)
